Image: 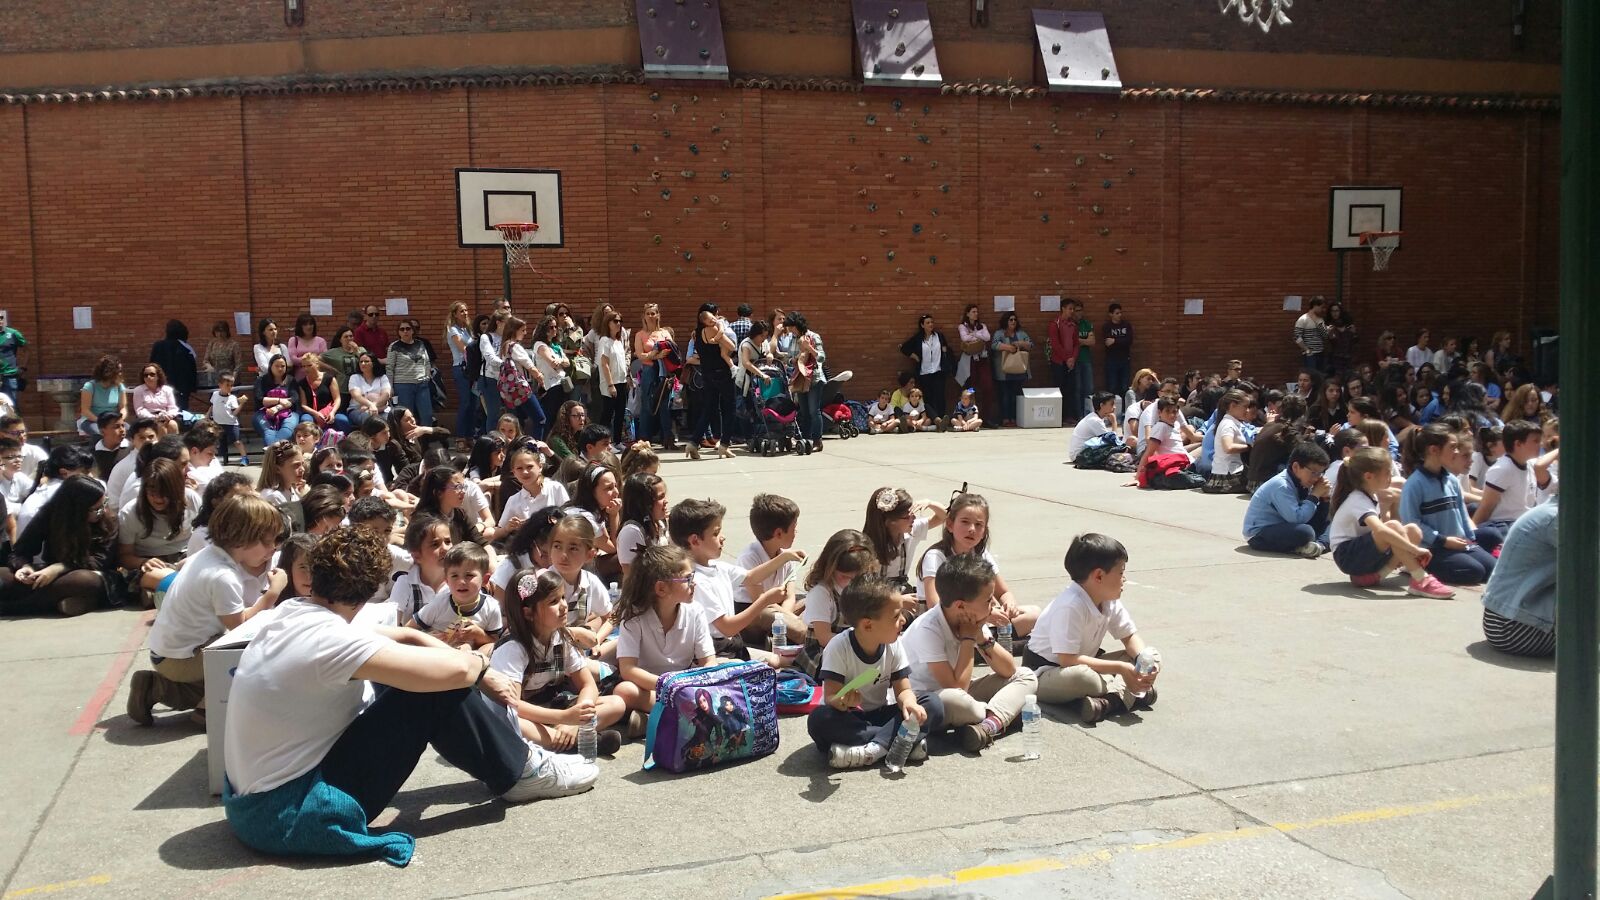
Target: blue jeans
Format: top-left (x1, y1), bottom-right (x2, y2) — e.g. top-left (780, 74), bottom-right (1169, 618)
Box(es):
top-left (1, 376), bottom-right (17, 397)
top-left (798, 380), bottom-right (825, 444)
top-left (393, 381), bottom-right (432, 426)
top-left (806, 692), bottom-right (945, 753)
top-left (452, 364), bottom-right (477, 437)
top-left (1075, 356), bottom-right (1095, 418)
top-left (1105, 358), bottom-right (1131, 401)
top-left (511, 397), bottom-right (547, 439)
top-left (479, 375), bottom-right (502, 429)
top-left (255, 410), bottom-right (304, 445)
top-left (638, 366), bottom-right (676, 446)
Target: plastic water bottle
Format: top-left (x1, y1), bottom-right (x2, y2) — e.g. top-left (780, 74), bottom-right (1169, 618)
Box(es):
top-left (1019, 694), bottom-right (1042, 761)
top-left (608, 582), bottom-right (621, 614)
top-left (770, 615), bottom-right (788, 652)
top-left (883, 718), bottom-right (921, 774)
top-left (577, 712), bottom-right (598, 763)
top-left (996, 621), bottom-right (1014, 654)
top-left (1135, 647), bottom-right (1161, 676)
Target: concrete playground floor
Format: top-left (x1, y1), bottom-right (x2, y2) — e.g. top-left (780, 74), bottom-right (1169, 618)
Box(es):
top-left (0, 428), bottom-right (1569, 900)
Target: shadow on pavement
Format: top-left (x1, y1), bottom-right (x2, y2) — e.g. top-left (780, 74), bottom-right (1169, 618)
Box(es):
top-left (1464, 640), bottom-right (1555, 673)
top-left (775, 743), bottom-right (841, 803)
top-left (135, 750), bottom-right (213, 811)
top-left (100, 715), bottom-right (206, 747)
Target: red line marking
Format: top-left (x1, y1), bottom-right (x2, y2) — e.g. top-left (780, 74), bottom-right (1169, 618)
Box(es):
top-left (69, 611), bottom-right (154, 736)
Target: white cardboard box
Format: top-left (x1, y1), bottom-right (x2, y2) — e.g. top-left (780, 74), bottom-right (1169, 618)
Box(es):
top-left (1019, 387), bottom-right (1063, 429)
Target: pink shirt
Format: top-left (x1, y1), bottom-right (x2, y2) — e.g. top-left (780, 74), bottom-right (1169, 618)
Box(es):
top-left (285, 335), bottom-right (328, 379)
top-left (131, 384), bottom-right (180, 418)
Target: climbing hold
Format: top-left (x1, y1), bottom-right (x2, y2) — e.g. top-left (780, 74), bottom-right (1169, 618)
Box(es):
top-left (1100, 153), bottom-right (1114, 161)
top-left (1127, 138), bottom-right (1135, 147)
top-left (922, 105), bottom-right (931, 114)
top-left (866, 114), bottom-right (877, 125)
top-left (1083, 255), bottom-right (1094, 265)
top-left (878, 228), bottom-right (888, 237)
top-left (689, 143), bottom-right (699, 154)
top-left (894, 42), bottom-right (906, 56)
top-left (1033, 143), bottom-right (1042, 152)
top-left (1115, 247), bottom-right (1128, 254)
top-left (1096, 128), bottom-right (1103, 139)
top-left (930, 208), bottom-right (939, 217)
top-left (655, 45), bottom-right (666, 58)
top-left (1098, 227), bottom-right (1111, 236)
top-left (652, 234), bottom-right (662, 244)
top-left (1069, 181), bottom-right (1078, 190)
top-left (720, 169), bottom-right (731, 180)
top-left (650, 113), bottom-right (659, 122)
top-left (929, 160), bottom-right (939, 169)
top-left (721, 221), bottom-right (729, 230)
top-left (683, 251), bottom-right (693, 261)
top-left (929, 255), bottom-right (937, 265)
top-left (711, 125), bottom-right (721, 134)
top-left (709, 195), bottom-right (720, 205)
top-left (1092, 204), bottom-right (1103, 214)
top-left (1075, 156), bottom-right (1085, 166)
top-left (857, 188), bottom-right (869, 198)
top-left (888, 6), bottom-right (899, 17)
top-left (891, 98), bottom-right (903, 110)
top-left (649, 91), bottom-right (660, 101)
top-left (1040, 213), bottom-right (1050, 223)
top-left (1101, 68), bottom-right (1111, 79)
top-left (912, 189), bottom-right (920, 198)
top-left (1102, 179), bottom-right (1112, 189)
top-left (912, 64), bottom-right (925, 76)
top-left (860, 255), bottom-right (869, 265)
top-left (721, 140), bottom-right (729, 150)
top-left (1051, 42), bottom-right (1061, 54)
top-left (671, 102), bottom-right (680, 113)
top-left (1060, 65), bottom-right (1069, 78)
top-left (900, 154), bottom-right (912, 163)
top-left (702, 240), bottom-right (711, 249)
top-left (631, 143), bottom-right (640, 152)
top-left (868, 203), bottom-right (878, 212)
top-left (884, 173), bottom-right (895, 182)
top-left (917, 134), bottom-right (929, 144)
top-left (886, 250), bottom-right (896, 261)
top-left (699, 48), bottom-right (710, 60)
top-left (688, 18), bottom-right (698, 29)
top-left (650, 171), bottom-right (662, 181)
top-left (691, 195), bottom-right (700, 204)
top-left (662, 130), bottom-right (671, 138)
top-left (939, 184), bottom-right (949, 193)
top-left (630, 186), bottom-right (640, 196)
top-left (642, 208), bottom-right (651, 216)
top-left (911, 223), bottom-right (922, 234)
top-left (1032, 190), bottom-right (1043, 199)
top-left (680, 170), bottom-right (695, 179)
top-left (1127, 168), bottom-right (1137, 177)
top-left (1057, 240), bottom-right (1067, 251)
top-left (646, 6), bottom-right (656, 16)
top-left (660, 189), bottom-right (671, 199)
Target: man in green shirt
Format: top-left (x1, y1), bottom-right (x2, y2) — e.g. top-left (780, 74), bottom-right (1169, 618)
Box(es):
top-left (0, 311), bottom-right (26, 398)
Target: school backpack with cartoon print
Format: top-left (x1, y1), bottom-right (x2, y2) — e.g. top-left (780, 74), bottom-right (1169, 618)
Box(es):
top-left (845, 399), bottom-right (872, 433)
top-left (643, 661), bottom-right (778, 773)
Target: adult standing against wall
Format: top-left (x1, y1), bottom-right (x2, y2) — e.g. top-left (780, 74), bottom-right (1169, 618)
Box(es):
top-left (253, 319), bottom-right (286, 377)
top-left (1325, 301), bottom-right (1357, 376)
top-left (354, 305), bottom-right (390, 361)
top-left (530, 316), bottom-right (573, 420)
top-left (149, 319), bottom-right (199, 412)
top-left (782, 312), bottom-right (828, 453)
top-left (1047, 304), bottom-right (1080, 426)
top-left (286, 315), bottom-right (327, 383)
top-left (685, 303), bottom-right (737, 460)
top-left (386, 319), bottom-right (434, 427)
top-left (477, 312), bottom-right (506, 432)
top-left (633, 305), bottom-right (676, 451)
top-left (1293, 296), bottom-right (1330, 375)
top-left (1102, 303), bottom-right (1133, 404)
top-left (1073, 303), bottom-right (1095, 422)
top-left (0, 310), bottom-right (26, 401)
top-left (956, 305), bottom-right (992, 422)
top-left (445, 302), bottom-right (475, 440)
top-left (900, 314), bottom-right (955, 423)
top-left (201, 320), bottom-right (240, 389)
top-left (992, 312), bottom-right (1033, 428)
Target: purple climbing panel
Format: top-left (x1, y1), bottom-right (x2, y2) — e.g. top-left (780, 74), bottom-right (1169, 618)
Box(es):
top-left (852, 0), bottom-right (942, 89)
top-left (637, 0), bottom-right (730, 82)
top-left (1032, 10), bottom-right (1121, 94)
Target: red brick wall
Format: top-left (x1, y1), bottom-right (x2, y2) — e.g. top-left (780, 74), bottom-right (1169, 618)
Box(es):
top-left (3, 85), bottom-right (1559, 424)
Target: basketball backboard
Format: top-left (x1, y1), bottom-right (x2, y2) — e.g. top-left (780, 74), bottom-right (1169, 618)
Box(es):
top-left (1329, 186), bottom-right (1401, 250)
top-left (456, 168), bottom-right (563, 248)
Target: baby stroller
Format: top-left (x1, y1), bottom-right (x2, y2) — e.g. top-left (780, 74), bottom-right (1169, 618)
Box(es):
top-left (821, 392), bottom-right (859, 439)
top-left (754, 394), bottom-right (810, 455)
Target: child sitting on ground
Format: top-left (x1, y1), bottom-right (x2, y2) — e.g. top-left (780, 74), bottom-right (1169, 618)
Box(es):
top-left (890, 372), bottom-right (917, 411)
top-left (1068, 392), bottom-right (1118, 463)
top-left (668, 498), bottom-right (806, 667)
top-left (1135, 397), bottom-right (1191, 472)
top-left (902, 387), bottom-right (935, 432)
top-left (493, 568), bottom-right (630, 755)
top-left (806, 574), bottom-right (942, 769)
top-left (1472, 419), bottom-right (1558, 552)
top-left (614, 544), bottom-right (717, 714)
top-left (1400, 424), bottom-right (1496, 585)
top-left (1241, 442), bottom-right (1331, 558)
top-left (1322, 427), bottom-right (1368, 492)
top-left (917, 492), bottom-right (1040, 636)
top-left (802, 529), bottom-right (880, 660)
top-left (947, 387), bottom-right (982, 432)
top-left (407, 541), bottom-right (501, 651)
top-left (1329, 448), bottom-right (1453, 597)
top-left (544, 514), bottom-right (615, 658)
top-left (867, 389), bottom-right (904, 434)
top-left (902, 554), bottom-right (1037, 754)
top-left (1203, 389), bottom-right (1253, 494)
top-left (615, 473), bottom-right (667, 581)
top-left (1024, 533), bottom-right (1159, 724)
top-left (863, 487), bottom-right (946, 598)
top-left (733, 493), bottom-right (807, 642)
top-left (388, 514), bottom-right (453, 622)
top-left (1467, 425), bottom-right (1503, 492)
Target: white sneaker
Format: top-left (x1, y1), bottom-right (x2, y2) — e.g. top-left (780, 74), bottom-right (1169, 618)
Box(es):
top-left (828, 741), bottom-right (887, 769)
top-left (501, 745), bottom-right (598, 803)
top-left (1294, 541), bottom-right (1325, 559)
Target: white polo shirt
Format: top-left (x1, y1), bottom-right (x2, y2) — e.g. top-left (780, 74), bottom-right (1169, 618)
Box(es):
top-left (497, 479), bottom-right (570, 528)
top-left (1027, 582), bottom-right (1136, 663)
top-left (901, 606), bottom-right (993, 695)
top-left (616, 603), bottom-right (715, 675)
top-left (817, 629), bottom-right (909, 712)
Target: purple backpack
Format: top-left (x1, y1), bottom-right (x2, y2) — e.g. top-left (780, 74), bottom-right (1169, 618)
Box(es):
top-left (642, 661), bottom-right (779, 773)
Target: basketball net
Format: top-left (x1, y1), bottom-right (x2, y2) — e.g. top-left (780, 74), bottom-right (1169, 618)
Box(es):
top-left (1217, 0), bottom-right (1292, 33)
top-left (1359, 231), bottom-right (1401, 272)
top-left (494, 222), bottom-right (563, 283)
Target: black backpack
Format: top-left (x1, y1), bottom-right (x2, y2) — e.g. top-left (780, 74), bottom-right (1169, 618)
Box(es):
top-left (463, 334), bottom-right (484, 382)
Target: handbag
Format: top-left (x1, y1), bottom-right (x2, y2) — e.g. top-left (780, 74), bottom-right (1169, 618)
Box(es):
top-left (571, 354), bottom-right (593, 383)
top-left (429, 368), bottom-right (447, 407)
top-left (643, 661), bottom-right (779, 773)
top-left (1001, 348), bottom-right (1030, 375)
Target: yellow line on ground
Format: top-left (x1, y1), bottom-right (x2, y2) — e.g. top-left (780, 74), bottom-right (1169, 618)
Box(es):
top-left (2, 875), bottom-right (112, 899)
top-left (765, 784), bottom-right (1555, 900)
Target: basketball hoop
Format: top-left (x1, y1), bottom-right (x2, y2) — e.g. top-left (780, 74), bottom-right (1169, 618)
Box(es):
top-left (1358, 231), bottom-right (1402, 271)
top-left (1217, 0), bottom-right (1292, 33)
top-left (494, 222), bottom-right (539, 270)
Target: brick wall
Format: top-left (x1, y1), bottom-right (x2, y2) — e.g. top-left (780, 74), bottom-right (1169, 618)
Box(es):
top-left (3, 84), bottom-right (1559, 425)
top-left (1, 0), bottom-right (1557, 64)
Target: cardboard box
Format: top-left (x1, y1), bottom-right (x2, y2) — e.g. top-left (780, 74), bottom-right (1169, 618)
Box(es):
top-left (1018, 387), bottom-right (1063, 429)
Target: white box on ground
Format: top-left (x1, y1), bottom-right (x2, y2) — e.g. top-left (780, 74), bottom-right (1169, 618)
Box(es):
top-left (1019, 388), bottom-right (1062, 429)
top-left (202, 609), bottom-right (281, 795)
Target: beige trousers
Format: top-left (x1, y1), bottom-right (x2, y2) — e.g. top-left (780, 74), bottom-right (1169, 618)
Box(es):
top-left (152, 651), bottom-right (207, 711)
top-left (1034, 650), bottom-right (1136, 708)
top-left (938, 667), bottom-right (1039, 729)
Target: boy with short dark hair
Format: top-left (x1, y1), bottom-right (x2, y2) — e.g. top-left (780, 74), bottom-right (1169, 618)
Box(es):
top-left (409, 541), bottom-right (501, 650)
top-left (668, 498), bottom-right (805, 667)
top-left (91, 412), bottom-right (131, 480)
top-left (807, 574), bottom-right (943, 768)
top-left (0, 435), bottom-right (30, 506)
top-left (106, 417), bottom-right (160, 505)
top-left (1025, 534), bottom-right (1158, 723)
top-left (183, 420), bottom-right (223, 488)
top-left (575, 423), bottom-right (613, 462)
top-left (1102, 303), bottom-right (1133, 401)
top-left (1069, 391), bottom-right (1118, 463)
top-left (902, 554), bottom-right (1037, 753)
top-left (210, 371), bottom-right (247, 465)
top-left (349, 495), bottom-right (411, 591)
top-left (1242, 442), bottom-right (1332, 557)
top-left (0, 415), bottom-right (47, 481)
top-left (1472, 419), bottom-right (1558, 551)
top-left (735, 493), bottom-right (807, 648)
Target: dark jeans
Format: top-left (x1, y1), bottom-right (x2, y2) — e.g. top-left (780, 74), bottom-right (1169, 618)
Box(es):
top-left (1050, 362), bottom-right (1074, 421)
top-left (1247, 514), bottom-right (1330, 554)
top-left (806, 692), bottom-right (945, 753)
top-left (318, 686), bottom-right (529, 823)
top-left (919, 373), bottom-right (947, 419)
top-left (1105, 357), bottom-right (1131, 403)
top-left (1074, 357), bottom-right (1094, 419)
top-left (605, 381), bottom-right (630, 443)
top-left (690, 372), bottom-right (736, 444)
top-left (452, 364), bottom-right (476, 437)
top-left (1302, 352), bottom-right (1326, 375)
top-left (511, 396), bottom-right (547, 439)
top-left (1473, 521), bottom-right (1509, 554)
top-left (393, 381), bottom-right (433, 427)
top-left (638, 366), bottom-right (676, 446)
top-left (1428, 544), bottom-right (1497, 585)
top-left (479, 375), bottom-right (502, 430)
top-left (798, 380), bottom-right (826, 444)
top-left (997, 377), bottom-right (1024, 424)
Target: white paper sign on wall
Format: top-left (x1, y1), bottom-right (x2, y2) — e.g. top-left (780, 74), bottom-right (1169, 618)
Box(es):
top-left (309, 298), bottom-right (334, 316)
top-left (386, 297), bottom-right (410, 317)
top-left (73, 306), bottom-right (93, 330)
top-left (234, 312), bottom-right (252, 335)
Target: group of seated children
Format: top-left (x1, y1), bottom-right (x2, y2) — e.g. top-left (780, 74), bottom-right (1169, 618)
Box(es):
top-left (867, 375), bottom-right (983, 434)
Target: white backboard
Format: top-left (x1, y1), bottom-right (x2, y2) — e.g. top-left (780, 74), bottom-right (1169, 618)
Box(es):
top-left (456, 168), bottom-right (564, 248)
top-left (1329, 186), bottom-right (1402, 250)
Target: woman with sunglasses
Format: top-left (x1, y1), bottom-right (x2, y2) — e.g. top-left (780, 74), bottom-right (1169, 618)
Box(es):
top-left (530, 315), bottom-right (573, 420)
top-left (386, 318), bottom-right (435, 427)
top-left (131, 363), bottom-right (187, 436)
top-left (632, 304), bottom-right (677, 451)
top-left (0, 475), bottom-right (117, 617)
top-left (991, 312), bottom-right (1033, 428)
top-left (77, 355), bottom-right (127, 438)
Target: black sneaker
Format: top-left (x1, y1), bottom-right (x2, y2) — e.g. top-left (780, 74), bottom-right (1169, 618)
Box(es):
top-left (1077, 696), bottom-right (1112, 724)
top-left (1133, 687), bottom-right (1158, 711)
top-left (597, 729), bottom-right (623, 755)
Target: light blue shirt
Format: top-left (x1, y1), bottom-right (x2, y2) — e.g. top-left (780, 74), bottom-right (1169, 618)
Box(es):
top-left (1481, 496), bottom-right (1558, 632)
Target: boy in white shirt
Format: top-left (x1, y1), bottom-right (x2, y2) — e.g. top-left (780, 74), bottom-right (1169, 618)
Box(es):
top-left (1136, 398), bottom-right (1188, 471)
top-left (668, 498), bottom-right (805, 668)
top-left (1068, 392), bottom-right (1116, 462)
top-left (1025, 533), bottom-right (1159, 724)
top-left (867, 389), bottom-right (905, 434)
top-left (0, 436), bottom-right (33, 505)
top-left (407, 542), bottom-right (502, 651)
top-left (902, 554), bottom-right (1037, 753)
top-left (733, 493), bottom-right (807, 641)
top-left (806, 574), bottom-right (941, 769)
top-left (184, 421), bottom-right (223, 489)
top-left (0, 416), bottom-right (49, 482)
top-left (210, 371), bottom-right (248, 465)
top-left (1473, 419), bottom-right (1558, 552)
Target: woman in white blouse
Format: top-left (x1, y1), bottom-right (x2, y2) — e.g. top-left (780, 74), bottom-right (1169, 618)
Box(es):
top-left (346, 353), bottom-right (392, 427)
top-left (253, 319), bottom-right (286, 376)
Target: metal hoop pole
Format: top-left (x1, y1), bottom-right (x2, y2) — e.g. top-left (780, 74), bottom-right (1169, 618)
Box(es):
top-left (502, 245), bottom-right (513, 306)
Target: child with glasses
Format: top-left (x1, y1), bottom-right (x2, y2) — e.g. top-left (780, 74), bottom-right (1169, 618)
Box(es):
top-left (614, 544), bottom-right (717, 715)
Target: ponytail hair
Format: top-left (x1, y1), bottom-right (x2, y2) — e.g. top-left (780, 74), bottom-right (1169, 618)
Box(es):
top-left (1332, 447), bottom-right (1392, 513)
top-left (1401, 422), bottom-right (1454, 475)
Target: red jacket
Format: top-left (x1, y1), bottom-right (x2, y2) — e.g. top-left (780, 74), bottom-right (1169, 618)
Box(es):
top-left (1048, 316), bottom-right (1080, 365)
